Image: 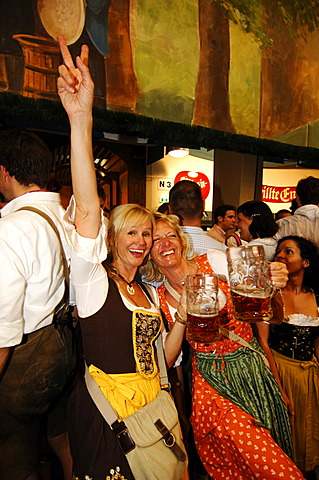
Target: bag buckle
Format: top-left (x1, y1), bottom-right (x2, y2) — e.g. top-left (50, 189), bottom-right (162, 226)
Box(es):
top-left (154, 419), bottom-right (186, 462)
top-left (111, 420), bottom-right (136, 455)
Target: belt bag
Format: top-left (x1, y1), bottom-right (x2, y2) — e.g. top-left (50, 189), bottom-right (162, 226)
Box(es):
top-left (84, 335), bottom-right (188, 480)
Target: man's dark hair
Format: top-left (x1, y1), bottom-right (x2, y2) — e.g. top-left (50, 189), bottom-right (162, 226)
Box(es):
top-left (157, 202), bottom-right (169, 214)
top-left (0, 128), bottom-right (52, 188)
top-left (237, 200), bottom-right (278, 238)
top-left (275, 209), bottom-right (291, 221)
top-left (169, 180), bottom-right (203, 221)
top-left (213, 204), bottom-right (236, 224)
top-left (296, 176), bottom-right (319, 206)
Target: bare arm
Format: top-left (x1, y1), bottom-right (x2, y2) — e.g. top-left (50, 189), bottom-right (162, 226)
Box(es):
top-left (57, 36), bottom-right (100, 239)
top-left (164, 290), bottom-right (187, 368)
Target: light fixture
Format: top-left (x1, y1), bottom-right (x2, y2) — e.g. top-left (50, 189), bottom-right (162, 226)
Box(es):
top-left (166, 147), bottom-right (189, 158)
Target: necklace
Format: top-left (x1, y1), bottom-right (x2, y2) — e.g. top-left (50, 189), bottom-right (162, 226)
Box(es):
top-left (111, 267), bottom-right (136, 295)
top-left (168, 273), bottom-right (187, 285)
top-left (279, 290), bottom-right (287, 319)
top-left (164, 279), bottom-right (181, 302)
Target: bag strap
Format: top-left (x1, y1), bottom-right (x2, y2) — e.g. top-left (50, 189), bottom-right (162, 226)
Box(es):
top-left (219, 326), bottom-right (269, 368)
top-left (227, 232), bottom-right (241, 247)
top-left (18, 206), bottom-right (69, 284)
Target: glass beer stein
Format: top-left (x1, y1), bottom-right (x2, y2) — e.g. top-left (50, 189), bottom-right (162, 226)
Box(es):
top-left (226, 245), bottom-right (273, 323)
top-left (186, 273), bottom-right (220, 342)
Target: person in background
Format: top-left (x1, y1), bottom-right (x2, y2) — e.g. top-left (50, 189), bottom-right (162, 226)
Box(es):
top-left (237, 200), bottom-right (278, 261)
top-left (290, 198), bottom-right (299, 214)
top-left (275, 176), bottom-right (319, 250)
top-left (97, 184), bottom-right (110, 218)
top-left (275, 209), bottom-right (292, 221)
top-left (0, 128), bottom-right (75, 480)
top-left (255, 236), bottom-right (319, 479)
top-left (169, 180), bottom-right (226, 256)
top-left (141, 212), bottom-right (305, 480)
top-left (206, 204), bottom-right (237, 244)
top-left (225, 206), bottom-right (249, 248)
top-left (157, 202), bottom-right (170, 214)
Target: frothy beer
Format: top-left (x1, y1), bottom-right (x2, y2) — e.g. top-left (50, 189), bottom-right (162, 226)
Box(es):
top-left (231, 286), bottom-right (272, 323)
top-left (187, 312), bottom-right (220, 343)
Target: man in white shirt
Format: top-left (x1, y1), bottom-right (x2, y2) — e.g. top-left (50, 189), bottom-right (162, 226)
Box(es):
top-left (0, 128), bottom-right (75, 480)
top-left (274, 176), bottom-right (319, 250)
top-left (169, 180), bottom-right (226, 256)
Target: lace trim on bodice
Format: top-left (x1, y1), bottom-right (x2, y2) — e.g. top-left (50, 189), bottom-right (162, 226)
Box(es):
top-left (285, 313), bottom-right (319, 327)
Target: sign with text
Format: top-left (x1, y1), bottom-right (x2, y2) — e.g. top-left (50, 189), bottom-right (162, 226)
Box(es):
top-left (174, 171), bottom-right (210, 199)
top-left (262, 185), bottom-right (296, 203)
top-left (158, 178), bottom-right (173, 190)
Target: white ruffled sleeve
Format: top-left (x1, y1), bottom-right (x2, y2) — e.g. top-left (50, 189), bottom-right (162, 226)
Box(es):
top-left (63, 195), bottom-right (108, 263)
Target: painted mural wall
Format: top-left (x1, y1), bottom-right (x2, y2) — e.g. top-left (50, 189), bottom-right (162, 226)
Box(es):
top-left (1, 0), bottom-right (319, 143)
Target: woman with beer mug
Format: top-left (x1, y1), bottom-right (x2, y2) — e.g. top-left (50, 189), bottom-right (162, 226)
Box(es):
top-left (142, 213), bottom-right (304, 480)
top-left (256, 236), bottom-right (319, 477)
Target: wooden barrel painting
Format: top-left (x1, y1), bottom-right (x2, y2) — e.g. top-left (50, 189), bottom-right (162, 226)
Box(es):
top-left (12, 34), bottom-right (60, 100)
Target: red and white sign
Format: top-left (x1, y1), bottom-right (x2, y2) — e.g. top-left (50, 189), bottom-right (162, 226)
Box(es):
top-left (174, 171), bottom-right (210, 199)
top-left (262, 185), bottom-right (296, 203)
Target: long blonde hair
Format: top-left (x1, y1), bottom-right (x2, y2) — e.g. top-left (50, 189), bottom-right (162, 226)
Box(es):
top-left (140, 212), bottom-right (194, 283)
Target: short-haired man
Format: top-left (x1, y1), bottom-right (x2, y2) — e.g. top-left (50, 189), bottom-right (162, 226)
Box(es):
top-left (274, 176), bottom-right (319, 249)
top-left (169, 180), bottom-right (226, 256)
top-left (0, 128), bottom-right (76, 479)
top-left (207, 204), bottom-right (237, 244)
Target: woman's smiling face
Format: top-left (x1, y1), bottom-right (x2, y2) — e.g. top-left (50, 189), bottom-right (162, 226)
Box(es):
top-left (113, 220), bottom-right (153, 270)
top-left (150, 220), bottom-right (183, 270)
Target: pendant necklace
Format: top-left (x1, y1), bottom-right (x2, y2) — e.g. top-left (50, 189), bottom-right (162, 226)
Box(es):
top-left (111, 267), bottom-right (135, 295)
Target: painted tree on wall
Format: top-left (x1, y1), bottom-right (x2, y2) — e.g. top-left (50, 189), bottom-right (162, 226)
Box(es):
top-left (193, 0), bottom-right (319, 135)
top-left (105, 0), bottom-right (140, 113)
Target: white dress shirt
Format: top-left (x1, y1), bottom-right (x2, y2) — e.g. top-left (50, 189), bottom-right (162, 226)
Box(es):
top-left (274, 205), bottom-right (319, 249)
top-left (0, 192), bottom-right (70, 346)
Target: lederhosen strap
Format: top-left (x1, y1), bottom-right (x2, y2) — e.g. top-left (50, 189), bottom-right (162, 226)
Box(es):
top-left (18, 206), bottom-right (70, 326)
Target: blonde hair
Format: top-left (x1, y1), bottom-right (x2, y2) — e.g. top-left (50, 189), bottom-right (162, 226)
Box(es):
top-left (140, 212), bottom-right (194, 283)
top-left (106, 204), bottom-right (155, 265)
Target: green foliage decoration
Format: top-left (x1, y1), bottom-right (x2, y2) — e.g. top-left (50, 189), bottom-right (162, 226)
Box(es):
top-left (0, 91), bottom-right (319, 163)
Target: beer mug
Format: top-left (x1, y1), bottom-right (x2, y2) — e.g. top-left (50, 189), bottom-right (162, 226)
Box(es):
top-left (226, 245), bottom-right (273, 322)
top-left (186, 273), bottom-right (220, 342)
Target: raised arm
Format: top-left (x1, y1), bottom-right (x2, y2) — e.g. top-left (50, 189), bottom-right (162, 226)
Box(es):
top-left (57, 36), bottom-right (100, 238)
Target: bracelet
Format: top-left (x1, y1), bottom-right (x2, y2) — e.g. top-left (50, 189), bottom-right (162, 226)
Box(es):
top-left (174, 311), bottom-right (187, 325)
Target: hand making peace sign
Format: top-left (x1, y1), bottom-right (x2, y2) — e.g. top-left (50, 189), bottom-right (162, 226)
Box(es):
top-left (57, 35), bottom-right (94, 119)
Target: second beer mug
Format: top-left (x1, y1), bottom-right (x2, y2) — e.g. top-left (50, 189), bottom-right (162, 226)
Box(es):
top-left (226, 245), bottom-right (273, 323)
top-left (186, 273), bottom-right (220, 342)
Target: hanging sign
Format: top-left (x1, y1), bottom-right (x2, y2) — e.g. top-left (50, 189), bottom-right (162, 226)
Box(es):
top-left (174, 171), bottom-right (210, 199)
top-left (262, 185), bottom-right (296, 203)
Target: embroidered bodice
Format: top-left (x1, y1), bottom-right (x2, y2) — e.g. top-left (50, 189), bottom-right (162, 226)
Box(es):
top-left (269, 314), bottom-right (319, 361)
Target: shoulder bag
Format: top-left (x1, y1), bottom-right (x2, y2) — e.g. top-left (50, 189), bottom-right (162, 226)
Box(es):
top-left (84, 334), bottom-right (188, 480)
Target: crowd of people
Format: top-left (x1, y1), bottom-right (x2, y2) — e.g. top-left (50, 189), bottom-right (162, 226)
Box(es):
top-left (0, 36), bottom-right (319, 480)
